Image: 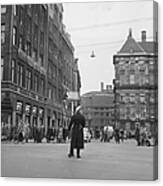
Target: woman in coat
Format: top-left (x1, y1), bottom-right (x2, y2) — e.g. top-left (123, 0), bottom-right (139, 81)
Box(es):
top-left (68, 106), bottom-right (85, 158)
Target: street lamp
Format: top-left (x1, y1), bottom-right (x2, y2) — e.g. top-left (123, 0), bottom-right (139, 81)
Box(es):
top-left (90, 50), bottom-right (96, 58)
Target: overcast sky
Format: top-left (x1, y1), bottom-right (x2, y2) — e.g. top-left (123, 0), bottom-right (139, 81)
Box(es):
top-left (63, 0), bottom-right (153, 94)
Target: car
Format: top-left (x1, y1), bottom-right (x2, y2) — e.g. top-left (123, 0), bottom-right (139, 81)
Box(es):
top-left (83, 127), bottom-right (91, 142)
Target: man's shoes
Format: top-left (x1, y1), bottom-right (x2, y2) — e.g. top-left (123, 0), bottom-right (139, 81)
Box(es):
top-left (77, 155), bottom-right (81, 159)
top-left (68, 154), bottom-right (74, 158)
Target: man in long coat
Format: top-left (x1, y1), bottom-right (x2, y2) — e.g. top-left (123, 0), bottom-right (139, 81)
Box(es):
top-left (68, 106), bottom-right (85, 158)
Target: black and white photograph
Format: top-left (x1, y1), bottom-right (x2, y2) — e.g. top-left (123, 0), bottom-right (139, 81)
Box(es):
top-left (1, 0), bottom-right (158, 181)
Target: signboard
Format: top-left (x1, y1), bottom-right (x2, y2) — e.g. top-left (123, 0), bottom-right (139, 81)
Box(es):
top-left (67, 91), bottom-right (80, 101)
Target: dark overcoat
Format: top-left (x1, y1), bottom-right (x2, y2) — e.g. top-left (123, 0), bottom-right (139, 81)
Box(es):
top-left (68, 112), bottom-right (85, 149)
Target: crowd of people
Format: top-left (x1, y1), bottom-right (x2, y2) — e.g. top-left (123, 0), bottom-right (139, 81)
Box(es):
top-left (1, 121), bottom-right (69, 144)
top-left (1, 121), bottom-right (157, 147)
top-left (93, 125), bottom-right (157, 146)
top-left (98, 127), bottom-right (126, 144)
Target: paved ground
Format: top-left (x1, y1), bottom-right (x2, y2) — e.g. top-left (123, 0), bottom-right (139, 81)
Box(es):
top-left (1, 140), bottom-right (155, 180)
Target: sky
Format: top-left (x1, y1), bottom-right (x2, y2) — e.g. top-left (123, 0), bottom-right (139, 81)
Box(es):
top-left (63, 1), bottom-right (153, 94)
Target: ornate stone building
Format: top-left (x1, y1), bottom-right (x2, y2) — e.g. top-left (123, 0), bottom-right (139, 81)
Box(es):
top-left (1, 4), bottom-right (80, 132)
top-left (113, 29), bottom-right (158, 132)
top-left (81, 83), bottom-right (114, 129)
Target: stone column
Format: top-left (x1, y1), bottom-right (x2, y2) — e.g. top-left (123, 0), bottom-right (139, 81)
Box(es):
top-left (12, 110), bottom-right (16, 127)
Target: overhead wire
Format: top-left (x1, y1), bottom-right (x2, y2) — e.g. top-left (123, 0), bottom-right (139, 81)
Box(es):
top-left (68, 17), bottom-right (153, 31)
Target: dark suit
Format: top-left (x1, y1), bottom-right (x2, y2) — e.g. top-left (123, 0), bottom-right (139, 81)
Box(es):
top-left (68, 112), bottom-right (85, 157)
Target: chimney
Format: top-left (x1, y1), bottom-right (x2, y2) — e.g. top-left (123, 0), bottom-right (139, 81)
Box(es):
top-left (141, 30), bottom-right (146, 42)
top-left (128, 28), bottom-right (132, 39)
top-left (101, 82), bottom-right (104, 91)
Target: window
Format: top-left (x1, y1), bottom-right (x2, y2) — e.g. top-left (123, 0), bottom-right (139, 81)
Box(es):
top-left (19, 36), bottom-right (23, 49)
top-left (120, 107), bottom-right (126, 119)
top-left (129, 74), bottom-right (135, 85)
top-left (26, 41), bottom-right (31, 56)
top-left (48, 87), bottom-right (52, 99)
top-left (13, 27), bottom-right (17, 45)
top-left (1, 24), bottom-right (5, 43)
top-left (120, 76), bottom-right (126, 86)
top-left (39, 54), bottom-right (44, 67)
top-left (139, 64), bottom-right (146, 73)
top-left (26, 70), bottom-right (32, 90)
top-left (17, 64), bottom-right (23, 87)
top-left (1, 57), bottom-right (4, 80)
top-left (19, 7), bottom-right (23, 26)
top-left (150, 93), bottom-right (155, 103)
top-left (40, 32), bottom-right (44, 49)
top-left (130, 94), bottom-right (135, 103)
top-left (140, 94), bottom-right (145, 103)
top-left (33, 49), bottom-right (37, 62)
top-left (27, 16), bottom-right (32, 36)
top-left (34, 74), bottom-right (39, 92)
top-left (34, 24), bottom-right (38, 46)
top-left (40, 79), bottom-right (45, 95)
top-left (149, 75), bottom-right (155, 85)
top-left (13, 5), bottom-right (18, 16)
top-left (130, 107), bottom-right (135, 120)
top-left (140, 106), bottom-right (147, 119)
top-left (1, 6), bottom-right (6, 14)
top-left (11, 59), bottom-right (16, 83)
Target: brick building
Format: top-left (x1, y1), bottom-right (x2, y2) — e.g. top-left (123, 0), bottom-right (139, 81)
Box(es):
top-left (113, 29), bottom-right (158, 133)
top-left (1, 4), bottom-right (80, 132)
top-left (81, 83), bottom-right (114, 129)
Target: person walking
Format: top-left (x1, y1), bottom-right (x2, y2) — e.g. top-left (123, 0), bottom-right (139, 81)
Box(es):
top-left (135, 124), bottom-right (140, 146)
top-left (68, 105), bottom-right (85, 159)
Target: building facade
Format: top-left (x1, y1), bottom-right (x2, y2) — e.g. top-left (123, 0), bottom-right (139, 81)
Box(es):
top-left (81, 83), bottom-right (114, 129)
top-left (1, 4), bottom-right (80, 133)
top-left (113, 29), bottom-right (158, 133)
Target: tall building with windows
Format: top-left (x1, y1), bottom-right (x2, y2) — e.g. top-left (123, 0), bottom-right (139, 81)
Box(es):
top-left (113, 29), bottom-right (158, 133)
top-left (1, 4), bottom-right (80, 132)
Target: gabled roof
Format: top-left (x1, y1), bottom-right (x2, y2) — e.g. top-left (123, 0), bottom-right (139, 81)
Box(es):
top-left (118, 29), bottom-right (145, 54)
top-left (138, 41), bottom-right (158, 54)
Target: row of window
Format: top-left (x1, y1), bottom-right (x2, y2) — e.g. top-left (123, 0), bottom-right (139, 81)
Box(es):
top-left (1, 58), bottom-right (45, 96)
top-left (118, 65), bottom-right (155, 75)
top-left (119, 106), bottom-right (155, 120)
top-left (1, 23), bottom-right (45, 67)
top-left (93, 112), bottom-right (113, 117)
top-left (119, 74), bottom-right (156, 86)
top-left (118, 94), bottom-right (155, 103)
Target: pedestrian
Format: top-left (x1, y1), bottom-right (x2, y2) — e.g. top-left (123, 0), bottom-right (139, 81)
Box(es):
top-left (33, 124), bottom-right (38, 143)
top-left (68, 105), bottom-right (85, 159)
top-left (120, 128), bottom-right (124, 143)
top-left (24, 122), bottom-right (30, 143)
top-left (57, 126), bottom-right (63, 143)
top-left (135, 125), bottom-right (140, 146)
top-left (100, 126), bottom-right (104, 142)
top-left (114, 128), bottom-right (120, 144)
top-left (17, 121), bottom-right (24, 143)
